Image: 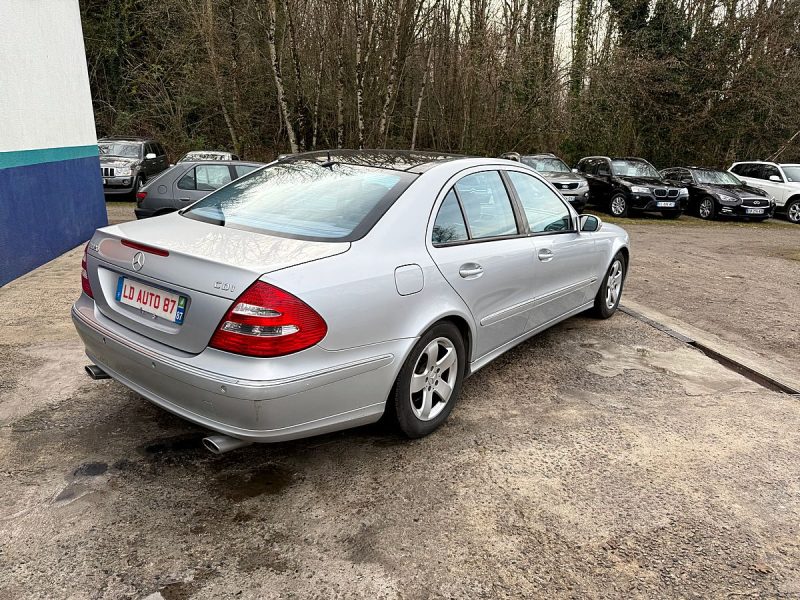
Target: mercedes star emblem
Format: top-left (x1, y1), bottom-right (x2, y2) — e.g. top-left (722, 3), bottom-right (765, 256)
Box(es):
top-left (132, 251), bottom-right (145, 272)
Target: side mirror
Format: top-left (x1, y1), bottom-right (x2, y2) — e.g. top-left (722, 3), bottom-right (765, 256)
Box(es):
top-left (768, 175), bottom-right (781, 182)
top-left (579, 214), bottom-right (601, 232)
top-left (145, 153), bottom-right (157, 160)
top-left (572, 168), bottom-right (579, 173)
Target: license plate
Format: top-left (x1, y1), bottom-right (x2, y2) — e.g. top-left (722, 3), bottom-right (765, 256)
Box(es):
top-left (657, 201), bottom-right (675, 208)
top-left (746, 208), bottom-right (764, 215)
top-left (115, 277), bottom-right (186, 324)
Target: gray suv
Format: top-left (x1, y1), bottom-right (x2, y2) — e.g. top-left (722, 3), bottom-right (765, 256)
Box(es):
top-left (135, 160), bottom-right (265, 218)
top-left (99, 137), bottom-right (169, 198)
top-left (501, 152), bottom-right (590, 212)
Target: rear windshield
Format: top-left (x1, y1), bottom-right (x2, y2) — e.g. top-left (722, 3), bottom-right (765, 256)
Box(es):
top-left (182, 161), bottom-right (417, 241)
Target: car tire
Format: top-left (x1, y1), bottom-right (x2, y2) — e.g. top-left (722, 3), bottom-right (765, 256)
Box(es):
top-left (609, 193), bottom-right (628, 217)
top-left (661, 210), bottom-right (683, 219)
top-left (697, 197), bottom-right (715, 220)
top-left (786, 198), bottom-right (800, 224)
top-left (389, 322), bottom-right (466, 439)
top-left (592, 252), bottom-right (626, 319)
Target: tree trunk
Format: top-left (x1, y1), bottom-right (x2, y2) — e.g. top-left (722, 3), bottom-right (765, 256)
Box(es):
top-left (377, 0), bottom-right (406, 146)
top-left (411, 43), bottom-right (434, 151)
top-left (259, 0), bottom-right (299, 153)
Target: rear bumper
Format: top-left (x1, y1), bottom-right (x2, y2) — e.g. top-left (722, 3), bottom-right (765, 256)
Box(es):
top-left (72, 296), bottom-right (409, 442)
top-left (134, 207), bottom-right (156, 219)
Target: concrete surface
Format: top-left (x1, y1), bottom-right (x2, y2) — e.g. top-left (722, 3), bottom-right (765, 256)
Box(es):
top-left (1, 204), bottom-right (798, 599)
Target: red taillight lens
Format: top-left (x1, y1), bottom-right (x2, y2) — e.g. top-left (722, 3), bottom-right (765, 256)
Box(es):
top-left (209, 281), bottom-right (327, 358)
top-left (136, 191), bottom-right (147, 204)
top-left (81, 243), bottom-right (94, 298)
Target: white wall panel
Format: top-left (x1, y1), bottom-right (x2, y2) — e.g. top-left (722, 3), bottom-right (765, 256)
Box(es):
top-left (0, 0), bottom-right (98, 153)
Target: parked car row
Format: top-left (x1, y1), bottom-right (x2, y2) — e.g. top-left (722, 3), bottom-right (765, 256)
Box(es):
top-left (98, 136), bottom-right (248, 204)
top-left (503, 152), bottom-right (799, 224)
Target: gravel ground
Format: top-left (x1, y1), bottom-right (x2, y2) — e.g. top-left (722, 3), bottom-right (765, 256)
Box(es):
top-left (1, 203), bottom-right (799, 599)
top-left (611, 213), bottom-right (800, 378)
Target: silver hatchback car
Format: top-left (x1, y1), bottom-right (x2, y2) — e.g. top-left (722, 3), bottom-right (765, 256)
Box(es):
top-left (73, 151), bottom-right (629, 451)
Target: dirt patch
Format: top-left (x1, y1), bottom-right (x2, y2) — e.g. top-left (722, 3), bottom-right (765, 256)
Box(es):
top-left (622, 219), bottom-right (800, 372)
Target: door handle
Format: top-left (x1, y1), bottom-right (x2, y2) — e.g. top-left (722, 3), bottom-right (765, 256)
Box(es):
top-left (179, 197), bottom-right (192, 202)
top-left (458, 263), bottom-right (483, 279)
top-left (537, 248), bottom-right (554, 262)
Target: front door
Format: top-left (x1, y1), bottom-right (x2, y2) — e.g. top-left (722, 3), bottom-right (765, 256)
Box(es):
top-left (504, 170), bottom-right (602, 329)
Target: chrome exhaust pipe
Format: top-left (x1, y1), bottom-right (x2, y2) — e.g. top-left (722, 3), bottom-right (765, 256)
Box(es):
top-left (85, 364), bottom-right (110, 380)
top-left (202, 434), bottom-right (252, 454)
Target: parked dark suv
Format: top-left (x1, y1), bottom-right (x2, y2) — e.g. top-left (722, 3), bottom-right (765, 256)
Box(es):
top-left (99, 137), bottom-right (169, 198)
top-left (500, 152), bottom-right (590, 212)
top-left (660, 166), bottom-right (774, 221)
top-left (575, 156), bottom-right (688, 218)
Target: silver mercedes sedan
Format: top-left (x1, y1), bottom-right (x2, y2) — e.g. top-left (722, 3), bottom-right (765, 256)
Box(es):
top-left (73, 151), bottom-right (629, 452)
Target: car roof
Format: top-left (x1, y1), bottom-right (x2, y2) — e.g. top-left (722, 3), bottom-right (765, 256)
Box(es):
top-left (277, 149), bottom-right (465, 174)
top-left (182, 150), bottom-right (232, 156)
top-left (178, 160), bottom-right (265, 167)
top-left (521, 153), bottom-right (559, 159)
top-left (99, 137), bottom-right (152, 143)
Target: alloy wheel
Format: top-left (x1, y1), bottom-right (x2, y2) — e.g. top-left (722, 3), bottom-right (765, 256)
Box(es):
top-left (610, 196), bottom-right (627, 216)
top-left (699, 198), bottom-right (713, 219)
top-left (789, 202), bottom-right (800, 223)
top-left (410, 337), bottom-right (458, 422)
top-left (605, 259), bottom-right (623, 310)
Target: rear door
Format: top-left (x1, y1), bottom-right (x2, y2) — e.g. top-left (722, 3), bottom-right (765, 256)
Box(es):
top-left (173, 163), bottom-right (234, 208)
top-left (505, 170), bottom-right (602, 329)
top-left (427, 170), bottom-right (537, 360)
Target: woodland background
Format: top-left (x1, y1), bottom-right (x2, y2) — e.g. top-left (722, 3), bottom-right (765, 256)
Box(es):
top-left (80, 0), bottom-right (800, 166)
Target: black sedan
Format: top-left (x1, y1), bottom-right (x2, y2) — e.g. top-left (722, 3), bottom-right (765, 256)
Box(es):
top-left (135, 160), bottom-right (264, 219)
top-left (660, 167), bottom-right (775, 221)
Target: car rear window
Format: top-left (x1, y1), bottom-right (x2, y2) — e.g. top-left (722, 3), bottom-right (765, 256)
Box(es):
top-left (183, 160), bottom-right (417, 241)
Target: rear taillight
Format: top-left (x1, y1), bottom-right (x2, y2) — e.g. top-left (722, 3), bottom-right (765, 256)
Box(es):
top-left (209, 282), bottom-right (327, 357)
top-left (136, 191), bottom-right (146, 205)
top-left (81, 243), bottom-right (94, 298)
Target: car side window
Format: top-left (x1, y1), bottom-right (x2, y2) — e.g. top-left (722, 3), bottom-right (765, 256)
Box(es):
top-left (234, 165), bottom-right (260, 178)
top-left (597, 160), bottom-right (611, 176)
top-left (762, 165), bottom-right (782, 181)
top-left (507, 171), bottom-right (573, 234)
top-left (432, 190), bottom-right (468, 245)
top-left (177, 168), bottom-right (197, 190)
top-left (736, 164), bottom-right (761, 179)
top-left (454, 171), bottom-right (518, 239)
top-left (195, 165), bottom-right (233, 191)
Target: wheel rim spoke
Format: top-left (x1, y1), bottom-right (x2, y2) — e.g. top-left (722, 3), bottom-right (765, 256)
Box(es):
top-left (434, 378), bottom-right (453, 403)
top-left (410, 372), bottom-right (427, 393)
top-left (419, 389), bottom-right (434, 420)
top-left (437, 347), bottom-right (456, 372)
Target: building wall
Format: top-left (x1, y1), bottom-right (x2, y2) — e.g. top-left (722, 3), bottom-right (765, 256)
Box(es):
top-left (0, 0), bottom-right (107, 286)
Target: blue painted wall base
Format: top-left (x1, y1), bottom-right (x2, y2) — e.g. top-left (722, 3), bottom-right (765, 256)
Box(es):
top-left (0, 155), bottom-right (108, 286)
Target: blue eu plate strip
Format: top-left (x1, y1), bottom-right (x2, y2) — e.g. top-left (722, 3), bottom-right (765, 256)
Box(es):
top-left (115, 277), bottom-right (124, 301)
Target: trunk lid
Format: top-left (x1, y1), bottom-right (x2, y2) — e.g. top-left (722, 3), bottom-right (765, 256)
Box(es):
top-left (86, 212), bottom-right (349, 353)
